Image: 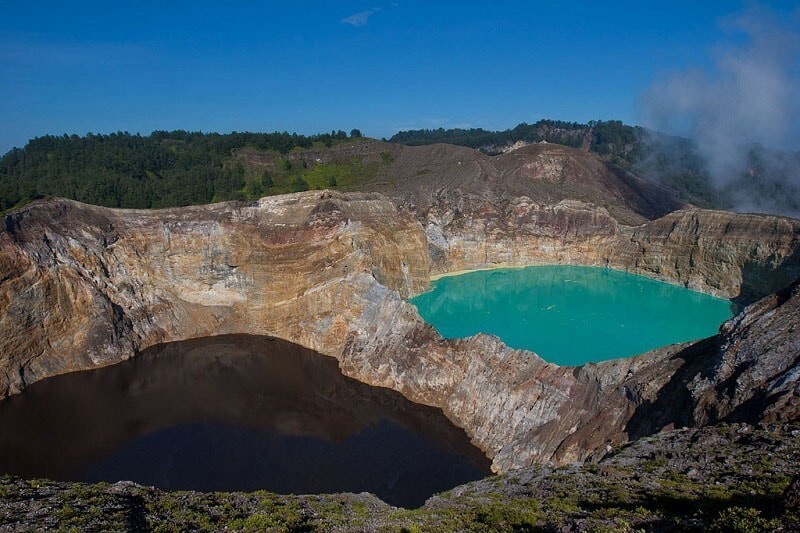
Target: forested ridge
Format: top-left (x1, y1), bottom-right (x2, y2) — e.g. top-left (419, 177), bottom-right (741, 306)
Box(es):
top-left (0, 122), bottom-right (686, 212)
top-left (0, 129), bottom-right (362, 211)
top-left (2, 123), bottom-right (798, 216)
top-left (391, 119), bottom-right (638, 158)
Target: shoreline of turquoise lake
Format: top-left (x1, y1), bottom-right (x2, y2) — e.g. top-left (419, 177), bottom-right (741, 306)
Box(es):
top-left (410, 266), bottom-right (738, 366)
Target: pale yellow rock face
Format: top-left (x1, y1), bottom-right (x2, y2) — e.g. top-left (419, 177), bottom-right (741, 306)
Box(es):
top-left (1, 190), bottom-right (799, 473)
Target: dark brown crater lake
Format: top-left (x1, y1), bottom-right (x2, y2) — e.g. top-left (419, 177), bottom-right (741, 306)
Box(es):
top-left (0, 335), bottom-right (491, 507)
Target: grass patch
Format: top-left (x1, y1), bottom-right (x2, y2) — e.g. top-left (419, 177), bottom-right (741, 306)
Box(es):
top-left (710, 507), bottom-right (782, 533)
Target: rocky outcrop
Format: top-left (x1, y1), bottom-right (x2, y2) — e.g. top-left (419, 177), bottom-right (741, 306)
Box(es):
top-left (339, 274), bottom-right (800, 471)
top-left (626, 277), bottom-right (800, 437)
top-left (242, 140), bottom-right (683, 224)
top-left (619, 209), bottom-right (800, 302)
top-left (244, 140), bottom-right (800, 302)
top-left (1, 190), bottom-right (799, 473)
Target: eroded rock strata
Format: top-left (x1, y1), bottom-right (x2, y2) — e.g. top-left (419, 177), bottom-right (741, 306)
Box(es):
top-left (0, 192), bottom-right (429, 399)
top-left (406, 198), bottom-right (800, 302)
top-left (1, 190), bottom-right (799, 473)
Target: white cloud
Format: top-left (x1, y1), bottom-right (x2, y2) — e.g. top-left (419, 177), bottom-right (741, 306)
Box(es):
top-left (341, 8), bottom-right (379, 27)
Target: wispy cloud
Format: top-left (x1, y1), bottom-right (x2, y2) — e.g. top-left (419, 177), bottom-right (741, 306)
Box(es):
top-left (341, 8), bottom-right (379, 27)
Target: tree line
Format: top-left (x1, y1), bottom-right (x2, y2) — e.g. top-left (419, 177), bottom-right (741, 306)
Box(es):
top-left (3, 124), bottom-right (796, 216)
top-left (0, 130), bottom-right (359, 211)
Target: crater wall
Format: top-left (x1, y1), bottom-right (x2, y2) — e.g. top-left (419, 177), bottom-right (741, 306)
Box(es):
top-left (420, 197), bottom-right (800, 302)
top-left (1, 191), bottom-right (799, 472)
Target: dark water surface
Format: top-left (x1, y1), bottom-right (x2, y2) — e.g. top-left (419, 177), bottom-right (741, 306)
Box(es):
top-left (0, 335), bottom-right (491, 507)
top-left (412, 265), bottom-right (737, 365)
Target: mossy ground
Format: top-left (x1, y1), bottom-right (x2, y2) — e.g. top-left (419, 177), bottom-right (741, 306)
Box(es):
top-left (1, 424), bottom-right (798, 531)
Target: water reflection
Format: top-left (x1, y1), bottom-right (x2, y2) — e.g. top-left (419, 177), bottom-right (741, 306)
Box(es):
top-left (0, 335), bottom-right (490, 507)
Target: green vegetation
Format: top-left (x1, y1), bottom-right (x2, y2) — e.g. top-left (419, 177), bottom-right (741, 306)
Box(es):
top-left (296, 159), bottom-right (381, 190)
top-left (0, 129), bottom-right (361, 212)
top-left (1, 424), bottom-right (798, 532)
top-left (711, 507), bottom-right (783, 532)
top-left (2, 121), bottom-right (798, 216)
top-left (390, 119), bottom-right (594, 152)
top-left (225, 498), bottom-right (303, 531)
top-left (389, 118), bottom-right (643, 161)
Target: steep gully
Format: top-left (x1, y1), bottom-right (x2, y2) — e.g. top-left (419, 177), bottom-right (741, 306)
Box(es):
top-left (1, 190), bottom-right (799, 472)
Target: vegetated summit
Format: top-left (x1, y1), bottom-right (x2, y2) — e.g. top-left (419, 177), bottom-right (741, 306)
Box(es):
top-left (3, 119), bottom-right (798, 218)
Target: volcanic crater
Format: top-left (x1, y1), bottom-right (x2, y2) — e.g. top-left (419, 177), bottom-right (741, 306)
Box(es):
top-left (1, 141), bottom-right (799, 493)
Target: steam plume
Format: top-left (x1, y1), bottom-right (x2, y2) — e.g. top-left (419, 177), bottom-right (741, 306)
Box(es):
top-left (640, 5), bottom-right (800, 217)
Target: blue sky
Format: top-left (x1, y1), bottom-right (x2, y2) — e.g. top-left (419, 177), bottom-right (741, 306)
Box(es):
top-left (1, 1), bottom-right (798, 153)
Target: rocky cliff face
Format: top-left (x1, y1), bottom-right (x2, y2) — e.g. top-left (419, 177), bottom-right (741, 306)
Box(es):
top-left (417, 198), bottom-right (800, 302)
top-left (0, 192), bottom-right (429, 399)
top-left (240, 140), bottom-right (684, 225)
top-left (346, 141), bottom-right (800, 301)
top-left (1, 190), bottom-right (799, 473)
top-left (339, 274), bottom-right (800, 471)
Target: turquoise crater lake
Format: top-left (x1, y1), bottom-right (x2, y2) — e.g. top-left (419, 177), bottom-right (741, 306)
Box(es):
top-left (410, 266), bottom-right (738, 366)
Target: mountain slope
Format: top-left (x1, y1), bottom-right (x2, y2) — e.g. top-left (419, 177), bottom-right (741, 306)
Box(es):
top-left (358, 141), bottom-right (682, 225)
top-left (1, 132), bottom-right (683, 225)
top-left (237, 138), bottom-right (684, 224)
